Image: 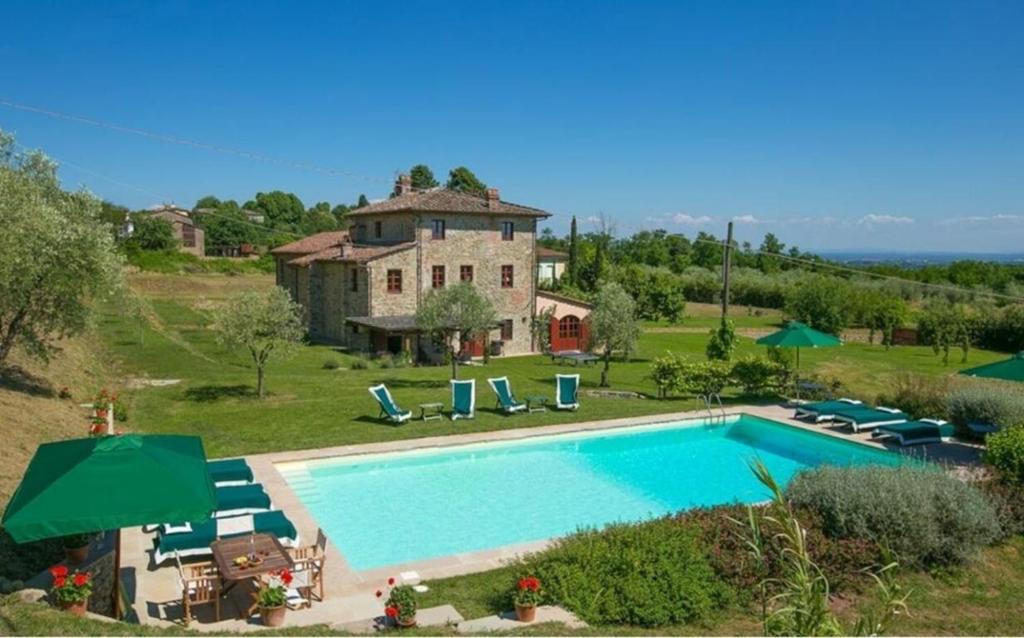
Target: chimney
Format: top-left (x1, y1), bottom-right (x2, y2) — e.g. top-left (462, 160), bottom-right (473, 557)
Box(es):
top-left (394, 174), bottom-right (413, 197)
top-left (485, 187), bottom-right (500, 208)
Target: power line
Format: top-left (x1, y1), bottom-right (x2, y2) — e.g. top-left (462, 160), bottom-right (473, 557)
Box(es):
top-left (0, 98), bottom-right (391, 185)
top-left (693, 236), bottom-right (1024, 303)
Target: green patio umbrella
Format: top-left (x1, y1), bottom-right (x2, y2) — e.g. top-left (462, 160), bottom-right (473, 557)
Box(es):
top-left (756, 321), bottom-right (842, 396)
top-left (2, 434), bottom-right (217, 615)
top-left (959, 351), bottom-right (1024, 383)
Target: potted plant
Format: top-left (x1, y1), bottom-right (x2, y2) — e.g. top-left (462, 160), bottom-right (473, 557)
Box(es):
top-left (62, 533), bottom-right (92, 565)
top-left (255, 569), bottom-right (292, 627)
top-left (379, 577), bottom-right (417, 628)
top-left (49, 566), bottom-right (91, 616)
top-left (512, 576), bottom-right (542, 622)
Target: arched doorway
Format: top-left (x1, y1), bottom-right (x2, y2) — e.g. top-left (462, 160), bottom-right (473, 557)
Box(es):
top-left (551, 314), bottom-right (588, 352)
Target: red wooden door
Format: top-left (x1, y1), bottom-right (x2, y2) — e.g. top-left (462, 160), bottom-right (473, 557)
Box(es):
top-left (461, 333), bottom-right (486, 357)
top-left (551, 315), bottom-right (585, 351)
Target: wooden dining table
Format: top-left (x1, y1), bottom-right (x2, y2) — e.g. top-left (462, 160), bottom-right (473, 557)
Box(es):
top-left (210, 533), bottom-right (294, 619)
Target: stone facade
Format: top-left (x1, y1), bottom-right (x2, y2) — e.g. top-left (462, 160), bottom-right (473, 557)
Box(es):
top-left (275, 183), bottom-right (559, 359)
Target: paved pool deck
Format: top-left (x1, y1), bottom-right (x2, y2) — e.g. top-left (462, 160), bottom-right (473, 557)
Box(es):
top-left (122, 403), bottom-right (982, 631)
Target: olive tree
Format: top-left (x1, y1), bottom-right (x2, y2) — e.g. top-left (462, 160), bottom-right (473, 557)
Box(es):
top-left (0, 131), bottom-right (123, 367)
top-left (213, 287), bottom-right (304, 397)
top-left (589, 281), bottom-right (641, 387)
top-left (416, 282), bottom-right (497, 379)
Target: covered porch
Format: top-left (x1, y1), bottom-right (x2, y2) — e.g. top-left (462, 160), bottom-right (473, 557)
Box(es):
top-left (346, 315), bottom-right (422, 357)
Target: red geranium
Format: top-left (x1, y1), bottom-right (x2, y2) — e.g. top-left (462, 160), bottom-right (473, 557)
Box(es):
top-left (375, 590), bottom-right (383, 598)
top-left (50, 565), bottom-right (69, 579)
top-left (278, 569), bottom-right (293, 586)
top-left (513, 575), bottom-right (542, 607)
top-left (50, 568), bottom-right (92, 605)
top-left (387, 577), bottom-right (395, 585)
top-left (73, 573), bottom-right (89, 587)
top-left (385, 606), bottom-right (398, 618)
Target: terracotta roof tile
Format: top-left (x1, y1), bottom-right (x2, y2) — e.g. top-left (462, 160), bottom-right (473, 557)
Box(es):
top-left (537, 246), bottom-right (568, 259)
top-left (346, 189), bottom-right (550, 218)
top-left (287, 242), bottom-right (415, 267)
top-left (270, 231), bottom-right (349, 255)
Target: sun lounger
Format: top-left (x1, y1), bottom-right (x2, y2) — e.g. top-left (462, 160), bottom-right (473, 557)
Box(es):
top-left (450, 378), bottom-right (475, 420)
top-left (967, 422), bottom-right (1001, 436)
top-left (487, 376), bottom-right (526, 413)
top-left (368, 384), bottom-right (412, 424)
top-left (153, 510), bottom-right (299, 565)
top-left (207, 458), bottom-right (253, 487)
top-left (873, 419), bottom-right (955, 446)
top-left (157, 484), bottom-right (273, 534)
top-left (832, 406), bottom-right (908, 433)
top-left (556, 374), bottom-right (580, 410)
top-left (793, 398), bottom-right (863, 422)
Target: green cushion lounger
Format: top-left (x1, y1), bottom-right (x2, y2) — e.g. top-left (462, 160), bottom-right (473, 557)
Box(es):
top-left (153, 510), bottom-right (299, 565)
top-left (368, 384), bottom-right (412, 424)
top-left (156, 484), bottom-right (273, 534)
top-left (832, 406), bottom-right (909, 433)
top-left (487, 376), bottom-right (526, 413)
top-left (793, 398), bottom-right (863, 422)
top-left (451, 378), bottom-right (475, 420)
top-left (207, 458), bottom-right (253, 487)
top-left (873, 419), bottom-right (955, 446)
top-left (556, 374), bottom-right (580, 410)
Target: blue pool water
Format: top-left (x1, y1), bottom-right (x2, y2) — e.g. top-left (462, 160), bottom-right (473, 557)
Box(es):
top-left (279, 414), bottom-right (902, 570)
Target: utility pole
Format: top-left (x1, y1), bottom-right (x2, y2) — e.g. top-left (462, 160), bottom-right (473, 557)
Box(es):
top-left (721, 221), bottom-right (733, 320)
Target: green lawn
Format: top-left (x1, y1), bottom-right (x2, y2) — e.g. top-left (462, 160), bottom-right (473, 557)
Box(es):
top-left (96, 274), bottom-right (1007, 458)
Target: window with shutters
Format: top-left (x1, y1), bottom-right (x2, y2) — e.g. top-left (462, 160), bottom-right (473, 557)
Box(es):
top-left (387, 269), bottom-right (402, 293)
top-left (432, 265), bottom-right (445, 289)
top-left (501, 265), bottom-right (514, 288)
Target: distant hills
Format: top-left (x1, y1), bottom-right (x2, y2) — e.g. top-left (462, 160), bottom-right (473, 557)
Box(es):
top-left (821, 251), bottom-right (1024, 267)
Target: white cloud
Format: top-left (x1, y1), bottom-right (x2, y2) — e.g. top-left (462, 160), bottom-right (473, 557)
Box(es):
top-left (585, 215), bottom-right (602, 224)
top-left (939, 214), bottom-right (1024, 226)
top-left (857, 214), bottom-right (914, 226)
top-left (731, 214), bottom-right (761, 224)
top-left (670, 213), bottom-right (713, 226)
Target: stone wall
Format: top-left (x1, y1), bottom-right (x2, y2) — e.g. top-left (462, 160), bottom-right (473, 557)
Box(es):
top-left (312, 261), bottom-right (371, 344)
top-left (415, 213), bottom-right (536, 355)
top-left (349, 213), bottom-right (417, 244)
top-left (367, 247), bottom-right (419, 317)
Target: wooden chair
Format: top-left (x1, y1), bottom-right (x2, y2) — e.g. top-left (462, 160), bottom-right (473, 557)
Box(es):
top-left (288, 528), bottom-right (327, 603)
top-left (175, 553), bottom-right (220, 626)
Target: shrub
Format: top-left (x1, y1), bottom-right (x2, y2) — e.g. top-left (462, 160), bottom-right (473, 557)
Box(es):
top-left (730, 356), bottom-right (788, 397)
top-left (946, 385), bottom-right (1024, 430)
top-left (322, 359), bottom-right (341, 370)
top-left (976, 479), bottom-right (1024, 537)
top-left (519, 519), bottom-right (731, 627)
top-left (875, 374), bottom-right (950, 420)
top-left (648, 352), bottom-right (687, 398)
top-left (705, 319), bottom-right (737, 361)
top-left (683, 360), bottom-right (732, 396)
top-left (680, 504), bottom-right (880, 597)
top-left (984, 426), bottom-right (1024, 484)
top-left (350, 357), bottom-right (369, 370)
top-left (787, 465), bottom-right (1001, 567)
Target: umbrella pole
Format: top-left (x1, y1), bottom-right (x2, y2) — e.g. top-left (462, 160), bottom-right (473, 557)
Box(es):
top-left (113, 528), bottom-right (121, 619)
top-left (795, 348), bottom-right (800, 401)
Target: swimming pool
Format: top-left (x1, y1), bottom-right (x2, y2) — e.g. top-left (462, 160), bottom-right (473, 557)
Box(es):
top-left (278, 414), bottom-right (902, 570)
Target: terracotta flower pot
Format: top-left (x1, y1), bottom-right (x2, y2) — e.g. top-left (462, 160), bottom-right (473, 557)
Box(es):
top-left (398, 616), bottom-right (417, 628)
top-left (515, 604), bottom-right (537, 623)
top-left (64, 544), bottom-right (90, 565)
top-left (260, 605), bottom-right (287, 627)
top-left (61, 600), bottom-right (87, 617)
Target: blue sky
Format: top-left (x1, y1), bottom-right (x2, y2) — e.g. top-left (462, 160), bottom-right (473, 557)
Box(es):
top-left (2, 0), bottom-right (1023, 251)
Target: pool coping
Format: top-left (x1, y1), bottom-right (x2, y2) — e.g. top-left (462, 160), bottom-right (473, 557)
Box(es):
top-left (239, 403), bottom-right (983, 595)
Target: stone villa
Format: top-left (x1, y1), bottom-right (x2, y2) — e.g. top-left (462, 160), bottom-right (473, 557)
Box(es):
top-left (272, 176), bottom-right (591, 359)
